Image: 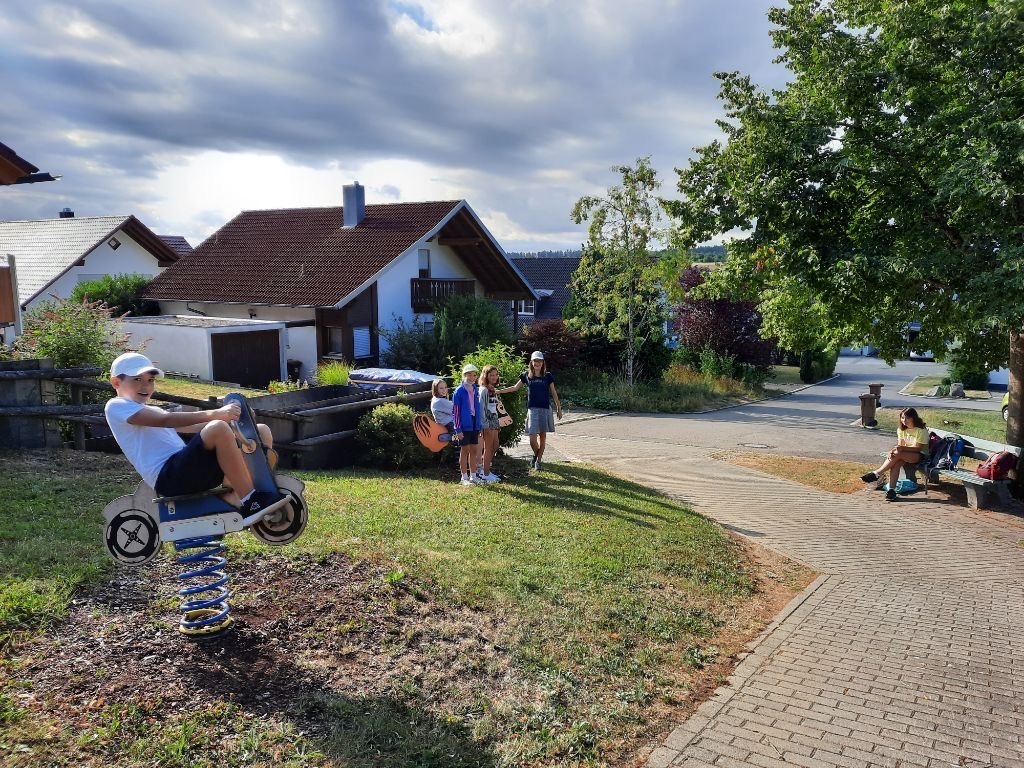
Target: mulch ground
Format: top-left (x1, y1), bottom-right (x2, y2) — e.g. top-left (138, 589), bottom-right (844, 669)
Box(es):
top-left (3, 538), bottom-right (813, 767)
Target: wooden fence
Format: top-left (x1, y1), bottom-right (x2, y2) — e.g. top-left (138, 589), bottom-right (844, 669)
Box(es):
top-left (0, 359), bottom-right (431, 468)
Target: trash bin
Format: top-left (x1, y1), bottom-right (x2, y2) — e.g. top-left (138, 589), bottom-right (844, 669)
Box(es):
top-left (868, 382), bottom-right (883, 405)
top-left (859, 393), bottom-right (878, 428)
top-left (286, 359), bottom-right (303, 382)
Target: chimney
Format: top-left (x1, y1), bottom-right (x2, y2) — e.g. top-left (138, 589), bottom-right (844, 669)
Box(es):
top-left (342, 181), bottom-right (365, 228)
top-left (58, 207), bottom-right (75, 218)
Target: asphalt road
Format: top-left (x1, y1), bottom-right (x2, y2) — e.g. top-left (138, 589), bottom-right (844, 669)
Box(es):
top-left (546, 356), bottom-right (1003, 463)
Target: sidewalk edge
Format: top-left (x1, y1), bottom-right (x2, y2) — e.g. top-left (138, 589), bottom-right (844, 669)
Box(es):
top-left (646, 573), bottom-right (834, 768)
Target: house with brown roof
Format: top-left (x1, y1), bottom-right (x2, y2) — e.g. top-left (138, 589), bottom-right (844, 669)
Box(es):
top-left (144, 183), bottom-right (535, 382)
top-left (0, 140), bottom-right (59, 186)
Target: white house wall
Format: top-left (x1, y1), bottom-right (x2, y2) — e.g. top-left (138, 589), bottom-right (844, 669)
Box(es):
top-left (157, 301), bottom-right (317, 380)
top-left (122, 321), bottom-right (213, 378)
top-left (29, 230), bottom-right (162, 312)
top-left (375, 242), bottom-right (478, 354)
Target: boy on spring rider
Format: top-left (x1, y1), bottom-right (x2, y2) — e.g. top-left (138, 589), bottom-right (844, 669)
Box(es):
top-left (104, 352), bottom-right (287, 517)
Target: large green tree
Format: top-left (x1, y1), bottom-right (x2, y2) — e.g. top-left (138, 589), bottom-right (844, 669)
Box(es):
top-left (667, 0), bottom-right (1024, 444)
top-left (570, 157), bottom-right (668, 384)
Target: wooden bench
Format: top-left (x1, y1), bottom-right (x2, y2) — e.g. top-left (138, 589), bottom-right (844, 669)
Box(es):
top-left (926, 428), bottom-right (1022, 509)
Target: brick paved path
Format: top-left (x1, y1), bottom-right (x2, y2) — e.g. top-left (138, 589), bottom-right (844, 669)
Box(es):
top-left (540, 428), bottom-right (1024, 768)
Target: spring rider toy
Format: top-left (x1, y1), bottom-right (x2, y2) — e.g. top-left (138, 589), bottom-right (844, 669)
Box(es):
top-left (101, 394), bottom-right (308, 638)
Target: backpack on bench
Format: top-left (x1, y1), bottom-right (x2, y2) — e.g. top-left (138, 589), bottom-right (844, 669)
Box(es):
top-left (976, 451), bottom-right (1016, 481)
top-left (928, 433), bottom-right (968, 471)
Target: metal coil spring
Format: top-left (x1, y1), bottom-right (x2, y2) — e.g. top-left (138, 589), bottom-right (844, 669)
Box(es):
top-left (174, 535), bottom-right (233, 637)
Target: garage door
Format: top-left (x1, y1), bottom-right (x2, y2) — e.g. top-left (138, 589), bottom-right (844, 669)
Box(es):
top-left (211, 330), bottom-right (280, 388)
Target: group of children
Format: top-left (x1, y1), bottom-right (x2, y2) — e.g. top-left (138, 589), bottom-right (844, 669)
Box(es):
top-left (430, 350), bottom-right (562, 485)
top-left (103, 347), bottom-right (562, 515)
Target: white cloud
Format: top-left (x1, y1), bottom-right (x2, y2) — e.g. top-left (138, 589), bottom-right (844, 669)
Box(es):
top-left (1, 0), bottom-right (788, 251)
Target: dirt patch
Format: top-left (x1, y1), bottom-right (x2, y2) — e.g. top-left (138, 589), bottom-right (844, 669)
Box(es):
top-left (7, 553), bottom-right (510, 721)
top-left (712, 450), bottom-right (868, 494)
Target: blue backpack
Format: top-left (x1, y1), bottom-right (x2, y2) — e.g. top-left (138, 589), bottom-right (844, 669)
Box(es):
top-left (930, 434), bottom-right (967, 471)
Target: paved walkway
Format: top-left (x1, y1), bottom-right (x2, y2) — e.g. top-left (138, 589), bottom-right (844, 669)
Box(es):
top-left (531, 412), bottom-right (1024, 767)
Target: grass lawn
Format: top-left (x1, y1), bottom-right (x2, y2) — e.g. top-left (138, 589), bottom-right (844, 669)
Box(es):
top-left (876, 406), bottom-right (1009, 443)
top-left (766, 365), bottom-right (803, 387)
top-left (0, 450), bottom-right (811, 767)
top-left (901, 375), bottom-right (990, 400)
top-left (154, 375), bottom-right (265, 401)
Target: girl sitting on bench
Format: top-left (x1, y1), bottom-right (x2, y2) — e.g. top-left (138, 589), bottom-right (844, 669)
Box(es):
top-left (861, 407), bottom-right (929, 501)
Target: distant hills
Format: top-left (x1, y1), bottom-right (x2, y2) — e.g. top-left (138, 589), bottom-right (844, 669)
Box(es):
top-left (507, 245), bottom-right (727, 262)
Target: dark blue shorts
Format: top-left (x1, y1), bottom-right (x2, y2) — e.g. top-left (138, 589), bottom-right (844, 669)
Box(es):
top-left (155, 433), bottom-right (225, 496)
top-left (459, 430), bottom-right (480, 446)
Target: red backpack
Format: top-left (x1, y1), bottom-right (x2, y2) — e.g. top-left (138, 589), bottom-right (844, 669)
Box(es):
top-left (976, 451), bottom-right (1017, 481)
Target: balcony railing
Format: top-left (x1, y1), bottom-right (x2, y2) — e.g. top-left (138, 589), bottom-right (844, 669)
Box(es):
top-left (410, 278), bottom-right (476, 312)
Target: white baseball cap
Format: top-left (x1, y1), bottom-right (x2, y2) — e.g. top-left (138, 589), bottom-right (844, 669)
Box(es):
top-left (530, 350), bottom-right (544, 361)
top-left (462, 363), bottom-right (479, 375)
top-left (111, 352), bottom-right (164, 378)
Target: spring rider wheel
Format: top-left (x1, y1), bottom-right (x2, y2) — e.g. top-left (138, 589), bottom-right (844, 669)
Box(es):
top-left (102, 496), bottom-right (161, 566)
top-left (249, 476), bottom-right (308, 546)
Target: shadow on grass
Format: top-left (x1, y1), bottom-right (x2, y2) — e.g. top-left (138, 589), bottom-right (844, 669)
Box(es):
top-left (177, 629), bottom-right (496, 768)
top-left (498, 462), bottom-right (687, 529)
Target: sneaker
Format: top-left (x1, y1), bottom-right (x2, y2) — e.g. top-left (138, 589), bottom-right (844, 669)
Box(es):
top-left (885, 489), bottom-right (897, 501)
top-left (861, 471), bottom-right (879, 482)
top-left (473, 472), bottom-right (487, 484)
top-left (241, 490), bottom-right (287, 518)
top-left (530, 455), bottom-right (537, 468)
top-left (534, 459), bottom-right (543, 472)
top-left (460, 476), bottom-right (475, 486)
top-left (484, 472), bottom-right (501, 483)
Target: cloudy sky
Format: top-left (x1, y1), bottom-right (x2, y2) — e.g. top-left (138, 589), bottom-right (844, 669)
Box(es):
top-left (1, 1), bottom-right (788, 252)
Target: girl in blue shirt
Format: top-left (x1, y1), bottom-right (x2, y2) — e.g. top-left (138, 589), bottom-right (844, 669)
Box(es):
top-left (452, 364), bottom-right (484, 485)
top-left (501, 350), bottom-right (561, 471)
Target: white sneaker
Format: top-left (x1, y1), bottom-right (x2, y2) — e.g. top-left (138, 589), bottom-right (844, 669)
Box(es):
top-left (460, 476), bottom-right (475, 486)
top-left (484, 472), bottom-right (501, 483)
top-left (473, 472), bottom-right (487, 484)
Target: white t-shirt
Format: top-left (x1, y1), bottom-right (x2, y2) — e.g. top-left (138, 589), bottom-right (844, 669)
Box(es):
top-left (104, 397), bottom-right (186, 489)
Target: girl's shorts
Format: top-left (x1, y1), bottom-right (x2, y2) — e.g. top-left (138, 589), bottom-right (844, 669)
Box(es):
top-left (459, 429), bottom-right (480, 445)
top-left (526, 408), bottom-right (555, 435)
top-left (155, 433), bottom-right (225, 496)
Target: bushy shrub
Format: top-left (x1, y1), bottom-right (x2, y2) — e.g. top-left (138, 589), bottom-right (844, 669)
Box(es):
top-left (380, 315), bottom-right (442, 374)
top-left (518, 319), bottom-right (584, 371)
top-left (798, 348), bottom-right (838, 383)
top-left (69, 273), bottom-right (159, 316)
top-left (450, 342), bottom-right (526, 449)
top-left (577, 333), bottom-right (672, 382)
top-left (381, 296), bottom-right (510, 375)
top-left (316, 360), bottom-right (350, 386)
top-left (674, 345), bottom-right (771, 388)
top-left (268, 379), bottom-right (309, 394)
top-left (435, 295), bottom-right (511, 367)
top-left (355, 402), bottom-right (435, 470)
top-left (946, 354), bottom-right (989, 391)
top-left (15, 298), bottom-right (132, 372)
top-left (674, 266), bottom-right (776, 380)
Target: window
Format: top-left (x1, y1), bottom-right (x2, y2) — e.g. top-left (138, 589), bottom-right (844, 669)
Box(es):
top-left (353, 326), bottom-right (371, 358)
top-left (418, 248), bottom-right (431, 278)
top-left (517, 299), bottom-right (536, 315)
top-left (326, 326), bottom-right (345, 355)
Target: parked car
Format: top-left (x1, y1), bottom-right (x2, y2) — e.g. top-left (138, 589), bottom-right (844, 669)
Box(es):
top-left (1003, 392), bottom-right (1010, 422)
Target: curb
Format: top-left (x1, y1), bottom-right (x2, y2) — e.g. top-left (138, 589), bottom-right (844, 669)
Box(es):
top-left (646, 573), bottom-right (837, 768)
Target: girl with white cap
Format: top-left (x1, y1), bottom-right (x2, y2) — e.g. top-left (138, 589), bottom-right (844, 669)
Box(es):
top-left (500, 350), bottom-right (562, 471)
